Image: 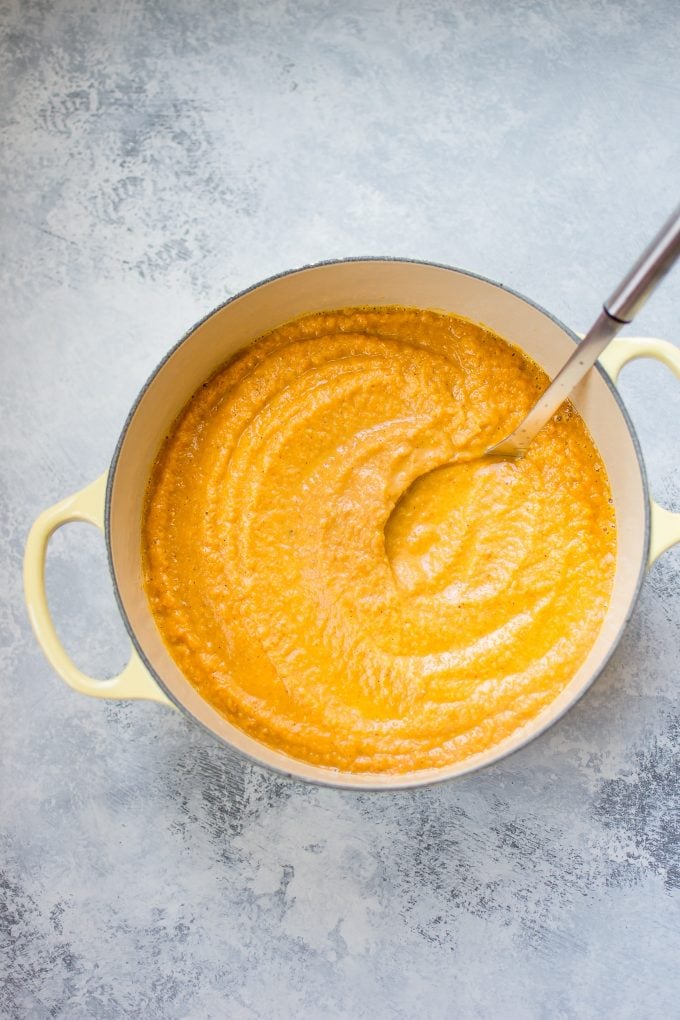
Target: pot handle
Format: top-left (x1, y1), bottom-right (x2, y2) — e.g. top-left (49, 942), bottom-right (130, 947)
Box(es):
top-left (24, 472), bottom-right (171, 705)
top-left (599, 336), bottom-right (680, 565)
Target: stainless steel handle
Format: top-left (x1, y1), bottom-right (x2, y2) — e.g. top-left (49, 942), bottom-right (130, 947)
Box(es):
top-left (605, 204), bottom-right (680, 322)
top-left (489, 203), bottom-right (680, 458)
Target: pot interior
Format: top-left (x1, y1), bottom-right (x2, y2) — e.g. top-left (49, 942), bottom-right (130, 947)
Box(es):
top-left (108, 259), bottom-right (648, 788)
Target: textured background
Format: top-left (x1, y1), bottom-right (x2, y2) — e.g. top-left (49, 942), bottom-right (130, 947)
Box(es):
top-left (2, 1), bottom-right (679, 1017)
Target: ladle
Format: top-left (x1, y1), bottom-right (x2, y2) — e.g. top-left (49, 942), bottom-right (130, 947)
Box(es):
top-left (483, 204), bottom-right (680, 459)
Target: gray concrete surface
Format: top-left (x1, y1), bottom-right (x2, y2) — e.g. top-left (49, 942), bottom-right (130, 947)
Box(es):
top-left (2, 1), bottom-right (679, 1017)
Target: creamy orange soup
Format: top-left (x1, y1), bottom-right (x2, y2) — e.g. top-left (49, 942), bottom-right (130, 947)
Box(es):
top-left (142, 307), bottom-right (616, 773)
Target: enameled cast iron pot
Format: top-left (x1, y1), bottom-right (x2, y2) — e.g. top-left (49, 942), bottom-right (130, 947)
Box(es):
top-left (24, 260), bottom-right (680, 789)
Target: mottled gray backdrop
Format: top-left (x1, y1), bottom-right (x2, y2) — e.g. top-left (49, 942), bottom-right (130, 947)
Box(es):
top-left (2, 1), bottom-right (679, 1017)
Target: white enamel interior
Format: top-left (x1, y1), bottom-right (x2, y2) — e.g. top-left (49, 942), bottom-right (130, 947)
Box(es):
top-left (108, 260), bottom-right (648, 789)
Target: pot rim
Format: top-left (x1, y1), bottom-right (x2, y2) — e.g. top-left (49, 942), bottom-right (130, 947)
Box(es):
top-left (104, 256), bottom-right (651, 790)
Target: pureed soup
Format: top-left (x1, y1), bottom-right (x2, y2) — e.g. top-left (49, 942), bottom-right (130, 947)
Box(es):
top-left (142, 307), bottom-right (616, 773)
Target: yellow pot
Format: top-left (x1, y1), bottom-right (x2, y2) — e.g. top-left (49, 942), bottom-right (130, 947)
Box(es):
top-left (24, 260), bottom-right (680, 789)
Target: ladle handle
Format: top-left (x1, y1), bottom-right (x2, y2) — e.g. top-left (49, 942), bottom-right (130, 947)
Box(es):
top-left (491, 204), bottom-right (680, 457)
top-left (605, 204), bottom-right (680, 323)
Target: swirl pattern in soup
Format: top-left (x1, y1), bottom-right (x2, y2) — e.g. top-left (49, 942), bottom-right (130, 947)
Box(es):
top-left (142, 307), bottom-right (616, 773)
